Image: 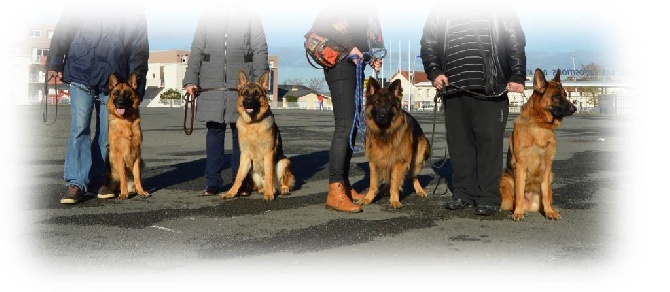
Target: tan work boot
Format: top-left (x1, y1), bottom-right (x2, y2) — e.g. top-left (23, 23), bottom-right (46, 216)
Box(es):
top-left (326, 182), bottom-right (362, 213)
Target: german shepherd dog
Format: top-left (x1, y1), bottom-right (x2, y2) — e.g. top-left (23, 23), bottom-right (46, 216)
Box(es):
top-left (357, 77), bottom-right (431, 209)
top-left (106, 73), bottom-right (149, 200)
top-left (221, 70), bottom-right (295, 201)
top-left (499, 68), bottom-right (577, 221)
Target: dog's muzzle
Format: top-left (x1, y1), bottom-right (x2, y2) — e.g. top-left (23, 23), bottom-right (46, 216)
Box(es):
top-left (372, 108), bottom-right (393, 128)
top-left (114, 94), bottom-right (133, 116)
top-left (243, 95), bottom-right (260, 114)
top-left (552, 102), bottom-right (578, 118)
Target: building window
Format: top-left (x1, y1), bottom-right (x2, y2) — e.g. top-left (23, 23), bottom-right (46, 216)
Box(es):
top-left (30, 30), bottom-right (41, 37)
top-left (31, 48), bottom-right (49, 62)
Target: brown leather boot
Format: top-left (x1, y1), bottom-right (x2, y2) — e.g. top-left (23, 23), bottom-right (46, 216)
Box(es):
top-left (345, 180), bottom-right (365, 201)
top-left (326, 182), bottom-right (362, 213)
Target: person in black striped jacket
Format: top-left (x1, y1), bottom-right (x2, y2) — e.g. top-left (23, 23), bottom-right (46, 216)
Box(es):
top-left (420, 3), bottom-right (527, 216)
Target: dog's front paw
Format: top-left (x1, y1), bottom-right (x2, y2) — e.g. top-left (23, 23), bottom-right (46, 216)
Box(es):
top-left (118, 193), bottom-right (129, 200)
top-left (545, 208), bottom-right (561, 220)
top-left (263, 193), bottom-right (275, 201)
top-left (280, 186), bottom-right (291, 196)
top-left (413, 181), bottom-right (427, 197)
top-left (390, 201), bottom-right (403, 209)
top-left (220, 192), bottom-right (237, 199)
top-left (512, 212), bottom-right (525, 221)
top-left (357, 195), bottom-right (372, 205)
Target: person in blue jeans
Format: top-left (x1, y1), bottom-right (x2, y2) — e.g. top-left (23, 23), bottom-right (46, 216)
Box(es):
top-left (183, 8), bottom-right (269, 196)
top-left (46, 5), bottom-right (149, 204)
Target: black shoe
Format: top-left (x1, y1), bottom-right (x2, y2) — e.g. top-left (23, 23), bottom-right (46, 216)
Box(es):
top-left (474, 205), bottom-right (498, 216)
top-left (445, 198), bottom-right (469, 210)
top-left (203, 186), bottom-right (218, 196)
top-left (60, 185), bottom-right (84, 204)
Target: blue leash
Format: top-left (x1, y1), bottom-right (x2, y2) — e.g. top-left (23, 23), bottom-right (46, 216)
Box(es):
top-left (348, 54), bottom-right (369, 152)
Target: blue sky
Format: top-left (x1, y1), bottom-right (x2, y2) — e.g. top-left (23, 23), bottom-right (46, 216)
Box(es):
top-left (23, 0), bottom-right (628, 83)
top-left (142, 0), bottom-right (627, 83)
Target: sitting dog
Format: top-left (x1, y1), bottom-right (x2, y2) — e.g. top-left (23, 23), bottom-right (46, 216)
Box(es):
top-left (221, 70), bottom-right (295, 201)
top-left (106, 73), bottom-right (150, 200)
top-left (499, 68), bottom-right (577, 221)
top-left (357, 77), bottom-right (431, 209)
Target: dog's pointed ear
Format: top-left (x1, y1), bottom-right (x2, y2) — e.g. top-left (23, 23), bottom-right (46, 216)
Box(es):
top-left (238, 70), bottom-right (249, 89)
top-left (533, 68), bottom-right (548, 94)
top-left (365, 77), bottom-right (380, 97)
top-left (108, 73), bottom-right (119, 91)
top-left (389, 79), bottom-right (403, 99)
top-left (258, 71), bottom-right (270, 91)
top-left (128, 73), bottom-right (138, 90)
top-left (552, 68), bottom-right (561, 83)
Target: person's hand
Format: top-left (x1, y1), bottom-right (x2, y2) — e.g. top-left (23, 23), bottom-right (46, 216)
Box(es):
top-left (433, 74), bottom-right (448, 90)
top-left (506, 82), bottom-right (525, 93)
top-left (47, 70), bottom-right (62, 81)
top-left (348, 47), bottom-right (363, 65)
top-left (185, 84), bottom-right (198, 96)
top-left (370, 58), bottom-right (383, 72)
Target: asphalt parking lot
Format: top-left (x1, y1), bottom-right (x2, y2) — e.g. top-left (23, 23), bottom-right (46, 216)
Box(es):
top-left (9, 104), bottom-right (632, 290)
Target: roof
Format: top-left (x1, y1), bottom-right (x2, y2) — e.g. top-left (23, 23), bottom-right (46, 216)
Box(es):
top-left (140, 87), bottom-right (165, 107)
top-left (277, 84), bottom-right (319, 98)
top-left (392, 70), bottom-right (429, 84)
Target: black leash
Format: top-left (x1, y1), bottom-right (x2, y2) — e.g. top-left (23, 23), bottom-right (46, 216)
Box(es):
top-left (41, 74), bottom-right (58, 125)
top-left (183, 87), bottom-right (238, 135)
top-left (428, 81), bottom-right (448, 169)
top-left (448, 82), bottom-right (508, 101)
top-left (183, 92), bottom-right (196, 135)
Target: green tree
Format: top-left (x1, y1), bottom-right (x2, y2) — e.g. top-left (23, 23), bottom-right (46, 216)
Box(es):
top-left (578, 62), bottom-right (604, 107)
top-left (284, 96), bottom-right (299, 103)
top-left (160, 88), bottom-right (182, 108)
top-left (580, 62), bottom-right (603, 81)
top-left (581, 87), bottom-right (600, 107)
top-left (306, 77), bottom-right (326, 93)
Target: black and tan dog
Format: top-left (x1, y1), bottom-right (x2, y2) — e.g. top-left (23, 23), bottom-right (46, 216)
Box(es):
top-left (106, 73), bottom-right (149, 200)
top-left (221, 70), bottom-right (295, 201)
top-left (499, 68), bottom-right (577, 221)
top-left (357, 77), bottom-right (431, 209)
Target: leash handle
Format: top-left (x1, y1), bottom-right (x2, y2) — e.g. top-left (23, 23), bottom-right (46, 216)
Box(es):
top-left (348, 54), bottom-right (368, 152)
top-left (183, 92), bottom-right (196, 135)
top-left (41, 74), bottom-right (58, 125)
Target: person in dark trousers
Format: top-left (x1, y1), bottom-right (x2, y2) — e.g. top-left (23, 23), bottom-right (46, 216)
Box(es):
top-left (420, 3), bottom-right (527, 216)
top-left (183, 8), bottom-right (269, 196)
top-left (310, 8), bottom-right (386, 213)
top-left (46, 5), bottom-right (149, 204)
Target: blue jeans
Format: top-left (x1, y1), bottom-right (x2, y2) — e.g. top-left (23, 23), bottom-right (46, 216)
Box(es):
top-left (63, 83), bottom-right (109, 193)
top-left (205, 122), bottom-right (239, 189)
